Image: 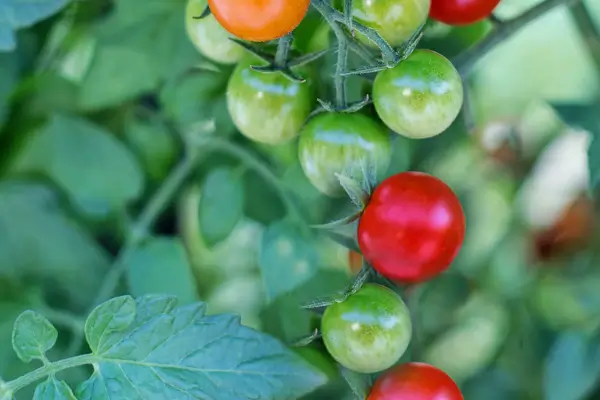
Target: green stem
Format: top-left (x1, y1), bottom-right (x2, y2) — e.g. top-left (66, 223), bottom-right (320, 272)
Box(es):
top-left (208, 138), bottom-right (305, 227)
top-left (453, 0), bottom-right (579, 76)
top-left (6, 354), bottom-right (95, 393)
top-left (335, 39), bottom-right (349, 108)
top-left (66, 150), bottom-right (203, 355)
top-left (310, 0), bottom-right (398, 65)
top-left (275, 33), bottom-right (293, 66)
top-left (568, 1), bottom-right (600, 74)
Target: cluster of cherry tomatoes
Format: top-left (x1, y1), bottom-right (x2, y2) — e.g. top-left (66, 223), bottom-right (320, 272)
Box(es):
top-left (186, 0), bottom-right (500, 398)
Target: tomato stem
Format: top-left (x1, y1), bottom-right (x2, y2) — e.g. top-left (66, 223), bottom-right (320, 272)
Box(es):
top-left (568, 1), bottom-right (600, 73)
top-left (335, 38), bottom-right (349, 108)
top-left (275, 33), bottom-right (294, 66)
top-left (453, 0), bottom-right (579, 76)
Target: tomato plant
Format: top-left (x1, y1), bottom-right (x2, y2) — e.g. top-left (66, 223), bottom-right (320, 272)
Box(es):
top-left (227, 57), bottom-right (314, 145)
top-left (298, 112), bottom-right (392, 196)
top-left (430, 0), bottom-right (502, 26)
top-left (367, 362), bottom-right (464, 400)
top-left (207, 0), bottom-right (311, 42)
top-left (350, 0), bottom-right (431, 47)
top-left (358, 172), bottom-right (466, 283)
top-left (373, 49), bottom-right (464, 139)
top-left (321, 284), bottom-right (412, 373)
top-left (185, 0), bottom-right (245, 64)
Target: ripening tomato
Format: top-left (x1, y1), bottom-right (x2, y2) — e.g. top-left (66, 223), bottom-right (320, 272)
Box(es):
top-left (208, 0), bottom-right (311, 42)
top-left (430, 0), bottom-right (501, 26)
top-left (298, 113), bottom-right (392, 197)
top-left (373, 49), bottom-right (463, 139)
top-left (185, 0), bottom-right (245, 64)
top-left (368, 362), bottom-right (464, 400)
top-left (321, 284), bottom-right (412, 374)
top-left (227, 57), bottom-right (314, 145)
top-left (351, 0), bottom-right (431, 48)
top-left (358, 172), bottom-right (465, 283)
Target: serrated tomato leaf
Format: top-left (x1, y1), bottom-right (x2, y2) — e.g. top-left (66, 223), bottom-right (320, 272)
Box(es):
top-left (78, 295), bottom-right (327, 400)
top-left (340, 366), bottom-right (369, 400)
top-left (11, 311), bottom-right (57, 363)
top-left (33, 377), bottom-right (76, 400)
top-left (0, 0), bottom-right (69, 51)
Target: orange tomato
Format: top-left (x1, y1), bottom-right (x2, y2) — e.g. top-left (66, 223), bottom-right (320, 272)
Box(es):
top-left (208, 0), bottom-right (311, 42)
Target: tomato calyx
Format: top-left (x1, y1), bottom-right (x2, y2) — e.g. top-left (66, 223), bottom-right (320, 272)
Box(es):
top-left (314, 94), bottom-right (372, 114)
top-left (230, 36), bottom-right (327, 83)
top-left (191, 5), bottom-right (211, 20)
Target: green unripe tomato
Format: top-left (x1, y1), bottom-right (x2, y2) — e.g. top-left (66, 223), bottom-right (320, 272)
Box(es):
top-left (321, 283), bottom-right (412, 374)
top-left (227, 58), bottom-right (314, 145)
top-left (185, 0), bottom-right (245, 64)
top-left (351, 0), bottom-right (430, 48)
top-left (298, 113), bottom-right (392, 196)
top-left (373, 49), bottom-right (464, 139)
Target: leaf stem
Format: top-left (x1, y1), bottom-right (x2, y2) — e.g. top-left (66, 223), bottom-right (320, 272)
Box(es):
top-left (453, 0), bottom-right (579, 76)
top-left (6, 354), bottom-right (95, 393)
top-left (66, 150), bottom-right (204, 355)
top-left (568, 0), bottom-right (600, 74)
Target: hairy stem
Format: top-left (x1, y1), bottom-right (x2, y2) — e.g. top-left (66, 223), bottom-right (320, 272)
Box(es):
top-left (568, 1), bottom-right (600, 73)
top-left (335, 39), bottom-right (349, 108)
top-left (66, 150), bottom-right (203, 355)
top-left (6, 354), bottom-right (95, 393)
top-left (275, 33), bottom-right (294, 66)
top-left (453, 0), bottom-right (579, 76)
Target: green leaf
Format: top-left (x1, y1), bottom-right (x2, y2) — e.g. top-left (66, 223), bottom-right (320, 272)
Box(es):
top-left (0, 182), bottom-right (110, 307)
top-left (544, 331), bottom-right (600, 400)
top-left (33, 376), bottom-right (77, 400)
top-left (340, 366), bottom-right (369, 399)
top-left (11, 115), bottom-right (144, 215)
top-left (77, 295), bottom-right (327, 399)
top-left (0, 52), bottom-right (20, 127)
top-left (85, 296), bottom-right (136, 355)
top-left (259, 221), bottom-right (320, 302)
top-left (551, 102), bottom-right (600, 190)
top-left (243, 169), bottom-right (285, 224)
top-left (0, 0), bottom-right (68, 51)
top-left (125, 237), bottom-right (199, 305)
top-left (198, 167), bottom-right (244, 246)
top-left (11, 311), bottom-right (57, 363)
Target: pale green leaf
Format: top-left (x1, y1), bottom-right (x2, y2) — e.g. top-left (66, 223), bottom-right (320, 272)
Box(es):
top-left (0, 182), bottom-right (110, 307)
top-left (544, 332), bottom-right (600, 400)
top-left (0, 0), bottom-right (69, 51)
top-left (11, 311), bottom-right (57, 363)
top-left (77, 295), bottom-right (327, 400)
top-left (259, 221), bottom-right (320, 302)
top-left (199, 168), bottom-right (244, 246)
top-left (126, 237), bottom-right (199, 305)
top-left (340, 367), bottom-right (369, 400)
top-left (33, 377), bottom-right (77, 400)
top-left (11, 115), bottom-right (144, 215)
top-left (85, 296), bottom-right (136, 355)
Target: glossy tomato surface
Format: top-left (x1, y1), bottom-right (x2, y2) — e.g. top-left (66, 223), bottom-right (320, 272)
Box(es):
top-left (321, 284), bottom-right (412, 374)
top-left (358, 172), bottom-right (465, 283)
top-left (430, 0), bottom-right (501, 25)
top-left (368, 362), bottom-right (464, 400)
top-left (373, 49), bottom-right (463, 139)
top-left (227, 57), bottom-right (314, 145)
top-left (208, 0), bottom-right (310, 42)
top-left (298, 113), bottom-right (392, 196)
top-left (186, 0), bottom-right (245, 64)
top-left (351, 0), bottom-right (431, 47)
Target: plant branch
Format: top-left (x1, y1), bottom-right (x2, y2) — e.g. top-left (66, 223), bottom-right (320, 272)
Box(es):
top-left (568, 1), bottom-right (600, 73)
top-left (6, 354), bottom-right (95, 393)
top-left (453, 0), bottom-right (579, 76)
top-left (66, 150), bottom-right (204, 355)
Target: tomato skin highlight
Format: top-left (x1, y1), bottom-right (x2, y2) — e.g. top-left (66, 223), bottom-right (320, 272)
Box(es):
top-left (373, 49), bottom-right (463, 139)
top-left (298, 113), bottom-right (392, 197)
top-left (351, 0), bottom-right (431, 47)
top-left (430, 0), bottom-right (501, 26)
top-left (358, 172), bottom-right (465, 283)
top-left (321, 284), bottom-right (412, 374)
top-left (367, 362), bottom-right (464, 400)
top-left (208, 0), bottom-right (311, 42)
top-left (227, 57), bottom-right (314, 145)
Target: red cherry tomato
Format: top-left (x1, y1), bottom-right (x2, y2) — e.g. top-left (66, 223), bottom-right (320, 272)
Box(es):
top-left (208, 0), bottom-right (310, 42)
top-left (367, 362), bottom-right (464, 400)
top-left (430, 0), bottom-right (501, 26)
top-left (357, 172), bottom-right (465, 284)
